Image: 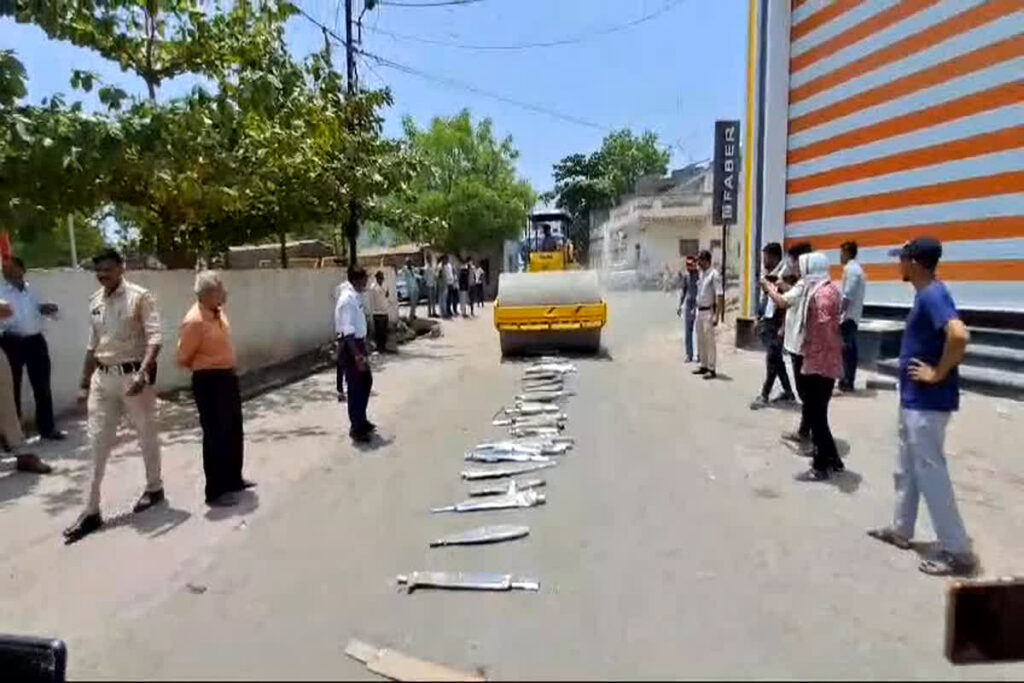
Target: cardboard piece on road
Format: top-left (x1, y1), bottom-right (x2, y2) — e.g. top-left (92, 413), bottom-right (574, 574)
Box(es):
top-left (345, 638), bottom-right (484, 682)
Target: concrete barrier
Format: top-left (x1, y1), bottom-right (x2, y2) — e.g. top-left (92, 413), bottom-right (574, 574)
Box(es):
top-left (13, 266), bottom-right (351, 426)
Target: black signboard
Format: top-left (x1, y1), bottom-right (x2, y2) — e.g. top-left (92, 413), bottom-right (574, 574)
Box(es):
top-left (712, 120), bottom-right (740, 226)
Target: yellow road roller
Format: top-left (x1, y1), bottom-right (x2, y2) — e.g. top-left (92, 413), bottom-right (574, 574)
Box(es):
top-left (494, 213), bottom-right (607, 356)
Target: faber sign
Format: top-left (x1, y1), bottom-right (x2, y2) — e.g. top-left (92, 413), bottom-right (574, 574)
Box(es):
top-left (712, 120), bottom-right (740, 226)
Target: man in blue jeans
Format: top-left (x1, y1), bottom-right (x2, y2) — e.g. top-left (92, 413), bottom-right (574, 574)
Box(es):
top-left (868, 237), bottom-right (977, 576)
top-left (838, 241), bottom-right (865, 392)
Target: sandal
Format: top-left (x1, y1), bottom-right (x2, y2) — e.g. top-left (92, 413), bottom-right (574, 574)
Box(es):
top-left (867, 526), bottom-right (911, 550)
top-left (919, 551), bottom-right (978, 577)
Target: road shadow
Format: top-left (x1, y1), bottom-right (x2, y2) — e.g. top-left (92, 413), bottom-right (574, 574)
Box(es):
top-left (204, 490), bottom-right (259, 521)
top-left (831, 469), bottom-right (863, 494)
top-left (244, 424), bottom-right (332, 444)
top-left (836, 388), bottom-right (880, 399)
top-left (0, 467), bottom-right (41, 509)
top-left (81, 502), bottom-right (193, 542)
top-left (352, 433), bottom-right (395, 453)
top-left (500, 348), bottom-right (614, 364)
top-left (764, 399), bottom-right (801, 413)
top-left (836, 438), bottom-right (851, 458)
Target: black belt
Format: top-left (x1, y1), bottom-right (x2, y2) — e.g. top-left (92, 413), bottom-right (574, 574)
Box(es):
top-left (97, 361), bottom-right (142, 374)
top-left (698, 306), bottom-right (713, 311)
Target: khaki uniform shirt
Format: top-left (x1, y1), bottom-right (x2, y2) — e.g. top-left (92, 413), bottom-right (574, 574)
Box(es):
top-left (87, 280), bottom-right (162, 364)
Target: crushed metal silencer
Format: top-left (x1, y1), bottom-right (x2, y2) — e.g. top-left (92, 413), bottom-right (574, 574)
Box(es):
top-left (428, 524), bottom-right (530, 547)
top-left (396, 571), bottom-right (540, 593)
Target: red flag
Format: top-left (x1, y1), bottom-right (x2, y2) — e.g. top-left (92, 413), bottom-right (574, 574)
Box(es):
top-left (0, 231), bottom-right (11, 265)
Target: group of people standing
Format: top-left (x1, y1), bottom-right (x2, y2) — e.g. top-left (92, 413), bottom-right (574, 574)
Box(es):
top-left (751, 237), bottom-right (976, 577)
top-left (15, 250), bottom-right (257, 544)
top-left (396, 255), bottom-right (486, 321)
top-left (677, 250), bottom-right (724, 379)
top-left (429, 255), bottom-right (485, 319)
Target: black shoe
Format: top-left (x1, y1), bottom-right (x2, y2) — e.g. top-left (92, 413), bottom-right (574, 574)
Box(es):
top-left (237, 478), bottom-right (257, 491)
top-left (16, 454), bottom-right (52, 474)
top-left (351, 432), bottom-right (373, 444)
top-left (337, 393), bottom-right (346, 403)
top-left (364, 421), bottom-right (377, 434)
top-left (132, 488), bottom-right (165, 513)
top-left (64, 512), bottom-right (103, 544)
top-left (774, 393), bottom-right (797, 403)
top-left (41, 430), bottom-right (67, 441)
top-left (692, 367), bottom-right (709, 375)
top-left (702, 371), bottom-right (717, 380)
top-left (206, 492), bottom-right (238, 508)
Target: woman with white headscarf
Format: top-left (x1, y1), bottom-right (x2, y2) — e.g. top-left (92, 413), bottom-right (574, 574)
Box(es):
top-left (762, 251), bottom-right (844, 480)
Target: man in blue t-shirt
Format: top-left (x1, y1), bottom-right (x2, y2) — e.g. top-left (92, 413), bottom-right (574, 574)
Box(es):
top-left (867, 237), bottom-right (977, 576)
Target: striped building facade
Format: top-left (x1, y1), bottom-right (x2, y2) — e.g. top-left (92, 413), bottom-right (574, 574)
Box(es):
top-left (741, 0), bottom-right (1024, 317)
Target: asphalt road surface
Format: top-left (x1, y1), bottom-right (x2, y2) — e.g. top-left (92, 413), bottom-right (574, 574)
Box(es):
top-left (4, 291), bottom-right (1024, 679)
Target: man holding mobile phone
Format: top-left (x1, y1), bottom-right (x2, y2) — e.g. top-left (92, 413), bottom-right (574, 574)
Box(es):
top-left (335, 265), bottom-right (377, 443)
top-left (64, 249), bottom-right (164, 544)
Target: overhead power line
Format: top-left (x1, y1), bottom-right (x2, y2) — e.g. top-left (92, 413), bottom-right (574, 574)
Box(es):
top-left (364, 0), bottom-right (688, 51)
top-left (296, 6), bottom-right (613, 132)
top-left (377, 0), bottom-right (485, 7)
top-left (361, 51), bottom-right (612, 132)
top-left (296, 4), bottom-right (682, 151)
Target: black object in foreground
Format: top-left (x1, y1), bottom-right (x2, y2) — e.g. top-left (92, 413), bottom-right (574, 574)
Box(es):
top-left (946, 577), bottom-right (1024, 664)
top-left (0, 634), bottom-right (67, 683)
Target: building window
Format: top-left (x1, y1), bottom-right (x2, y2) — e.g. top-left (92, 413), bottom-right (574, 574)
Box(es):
top-left (678, 239), bottom-right (699, 257)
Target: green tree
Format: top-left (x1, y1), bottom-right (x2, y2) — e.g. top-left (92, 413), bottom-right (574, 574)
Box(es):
top-left (398, 110), bottom-right (535, 253)
top-left (546, 129), bottom-right (669, 258)
top-left (1, 0), bottom-right (293, 100)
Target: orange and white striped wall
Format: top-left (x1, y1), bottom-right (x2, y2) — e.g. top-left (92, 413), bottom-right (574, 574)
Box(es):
top-left (741, 0), bottom-right (1024, 314)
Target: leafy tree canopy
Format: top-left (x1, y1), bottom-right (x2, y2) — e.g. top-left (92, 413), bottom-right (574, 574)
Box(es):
top-left (396, 109), bottom-right (534, 253)
top-left (545, 129), bottom-right (669, 256)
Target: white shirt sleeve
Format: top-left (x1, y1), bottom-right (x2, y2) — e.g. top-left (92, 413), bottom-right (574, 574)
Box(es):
top-left (335, 293), bottom-right (354, 336)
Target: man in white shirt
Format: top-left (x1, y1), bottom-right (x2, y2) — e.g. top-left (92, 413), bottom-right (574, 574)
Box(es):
top-left (693, 249), bottom-right (723, 379)
top-left (334, 266), bottom-right (376, 442)
top-left (368, 270), bottom-right (391, 353)
top-left (424, 255), bottom-right (438, 318)
top-left (440, 255), bottom-right (454, 319)
top-left (750, 243), bottom-right (796, 409)
top-left (839, 241), bottom-right (866, 392)
top-left (400, 258), bottom-right (419, 320)
top-left (0, 257), bottom-right (63, 440)
top-left (474, 263), bottom-right (486, 308)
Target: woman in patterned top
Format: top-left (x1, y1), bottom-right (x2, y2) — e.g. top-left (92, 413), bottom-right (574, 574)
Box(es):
top-left (763, 252), bottom-right (844, 481)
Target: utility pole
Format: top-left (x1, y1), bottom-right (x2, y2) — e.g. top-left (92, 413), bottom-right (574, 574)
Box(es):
top-left (343, 0), bottom-right (360, 267)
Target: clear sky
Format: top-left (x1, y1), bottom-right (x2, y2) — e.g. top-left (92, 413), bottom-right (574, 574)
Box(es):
top-left (1, 0), bottom-right (749, 194)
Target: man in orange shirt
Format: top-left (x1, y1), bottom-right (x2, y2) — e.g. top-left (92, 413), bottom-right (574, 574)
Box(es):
top-left (177, 271), bottom-right (253, 507)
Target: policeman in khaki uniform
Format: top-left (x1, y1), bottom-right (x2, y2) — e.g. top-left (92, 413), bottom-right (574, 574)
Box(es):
top-left (64, 249), bottom-right (164, 544)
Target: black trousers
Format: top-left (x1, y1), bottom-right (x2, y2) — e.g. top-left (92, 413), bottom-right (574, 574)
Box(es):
top-left (840, 319), bottom-right (858, 390)
top-left (339, 337), bottom-right (373, 436)
top-left (373, 314), bottom-right (389, 353)
top-left (192, 369), bottom-right (244, 500)
top-left (0, 333), bottom-right (56, 436)
top-left (447, 286), bottom-right (459, 317)
top-left (760, 324), bottom-right (793, 400)
top-left (802, 373), bottom-right (841, 472)
top-left (790, 353), bottom-right (810, 437)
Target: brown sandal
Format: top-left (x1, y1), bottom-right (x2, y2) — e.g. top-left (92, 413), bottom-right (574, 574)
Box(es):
top-left (867, 527), bottom-right (911, 550)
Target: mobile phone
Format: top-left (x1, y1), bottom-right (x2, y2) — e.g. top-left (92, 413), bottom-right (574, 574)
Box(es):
top-left (0, 634), bottom-right (67, 682)
top-left (946, 577), bottom-right (1024, 664)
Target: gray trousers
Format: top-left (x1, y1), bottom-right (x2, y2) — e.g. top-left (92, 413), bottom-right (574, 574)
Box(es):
top-left (892, 408), bottom-right (969, 554)
top-left (683, 307), bottom-right (696, 360)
